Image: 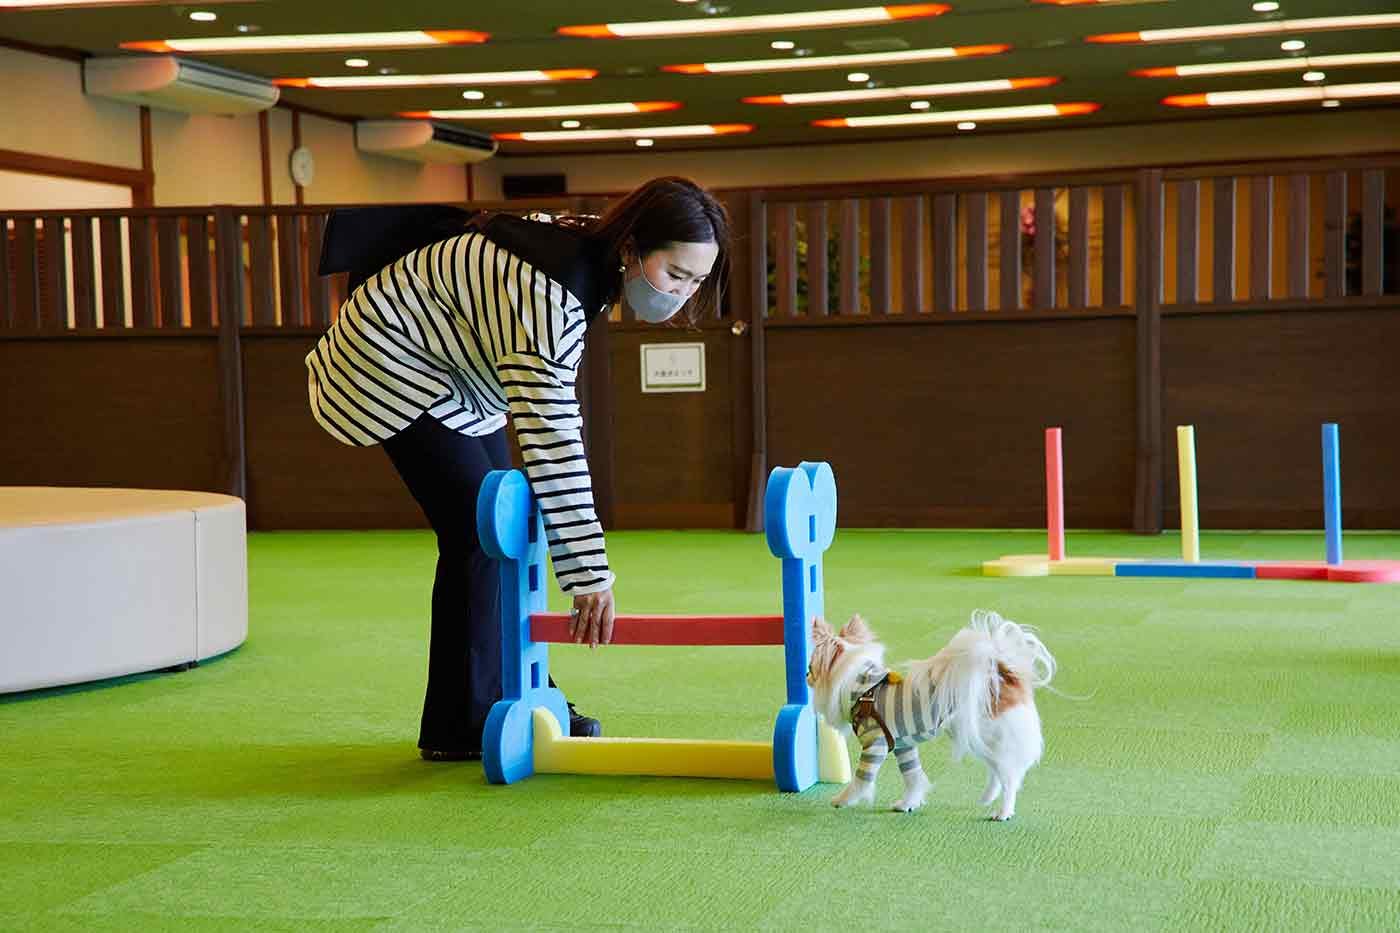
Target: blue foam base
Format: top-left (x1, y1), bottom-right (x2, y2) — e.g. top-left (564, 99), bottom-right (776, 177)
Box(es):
top-left (772, 703), bottom-right (818, 792)
top-left (1115, 561), bottom-right (1257, 579)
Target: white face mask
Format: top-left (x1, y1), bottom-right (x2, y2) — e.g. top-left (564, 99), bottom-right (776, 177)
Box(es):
top-left (624, 268), bottom-right (688, 323)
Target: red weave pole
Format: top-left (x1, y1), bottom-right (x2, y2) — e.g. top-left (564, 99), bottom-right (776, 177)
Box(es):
top-left (1046, 426), bottom-right (1065, 562)
top-left (530, 613), bottom-right (786, 646)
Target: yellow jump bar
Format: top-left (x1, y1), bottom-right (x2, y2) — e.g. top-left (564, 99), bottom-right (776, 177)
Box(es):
top-left (531, 709), bottom-right (851, 784)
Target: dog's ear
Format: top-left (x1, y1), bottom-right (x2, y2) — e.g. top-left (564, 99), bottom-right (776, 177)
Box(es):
top-left (839, 614), bottom-right (874, 643)
top-left (811, 616), bottom-right (835, 641)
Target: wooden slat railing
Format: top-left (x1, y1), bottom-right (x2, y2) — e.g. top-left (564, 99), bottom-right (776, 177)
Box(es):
top-left (0, 198), bottom-right (593, 335)
top-left (752, 154), bottom-right (1396, 321)
top-left (2, 161), bottom-right (1394, 335)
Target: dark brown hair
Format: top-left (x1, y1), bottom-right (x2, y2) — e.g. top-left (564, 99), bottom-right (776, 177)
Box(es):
top-left (575, 177), bottom-right (731, 324)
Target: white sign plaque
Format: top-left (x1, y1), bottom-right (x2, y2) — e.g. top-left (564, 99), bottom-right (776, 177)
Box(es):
top-left (640, 342), bottom-right (706, 393)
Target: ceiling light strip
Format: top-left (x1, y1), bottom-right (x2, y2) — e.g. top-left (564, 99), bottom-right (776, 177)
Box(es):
top-left (3, 0), bottom-right (238, 6)
top-left (559, 4), bottom-right (948, 39)
top-left (664, 44), bottom-right (1010, 75)
top-left (1088, 13), bottom-right (1400, 45)
top-left (274, 69), bottom-right (597, 90)
top-left (744, 76), bottom-right (1059, 105)
top-left (1163, 81), bottom-right (1400, 107)
top-left (814, 102), bottom-right (1100, 127)
top-left (495, 124), bottom-right (753, 142)
top-left (402, 102), bottom-right (682, 120)
top-left (121, 29), bottom-right (488, 54)
top-left (1133, 51), bottom-right (1400, 78)
top-left (2, 0), bottom-right (246, 6)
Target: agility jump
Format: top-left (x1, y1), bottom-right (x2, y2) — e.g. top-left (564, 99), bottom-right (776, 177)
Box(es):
top-left (477, 460), bottom-right (852, 791)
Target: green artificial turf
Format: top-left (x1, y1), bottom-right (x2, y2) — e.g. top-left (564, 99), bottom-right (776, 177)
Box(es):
top-left (4, 528), bottom-right (1399, 931)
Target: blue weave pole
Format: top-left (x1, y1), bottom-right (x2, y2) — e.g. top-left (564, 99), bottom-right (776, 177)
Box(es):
top-left (1322, 423), bottom-right (1342, 566)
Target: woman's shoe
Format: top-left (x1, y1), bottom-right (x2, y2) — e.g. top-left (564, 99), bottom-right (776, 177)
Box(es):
top-left (419, 748), bottom-right (482, 762)
top-left (567, 703), bottom-right (602, 738)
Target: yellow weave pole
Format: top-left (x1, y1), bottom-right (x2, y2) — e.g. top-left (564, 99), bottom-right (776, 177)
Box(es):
top-left (1177, 424), bottom-right (1200, 563)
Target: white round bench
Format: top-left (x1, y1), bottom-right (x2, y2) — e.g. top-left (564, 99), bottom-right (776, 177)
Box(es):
top-left (0, 487), bottom-right (247, 694)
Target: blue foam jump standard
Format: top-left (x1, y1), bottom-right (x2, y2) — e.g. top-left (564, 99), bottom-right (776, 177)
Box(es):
top-left (1114, 561), bottom-right (1257, 579)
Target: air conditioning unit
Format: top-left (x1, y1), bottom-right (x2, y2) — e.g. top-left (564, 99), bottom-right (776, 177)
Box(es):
top-left (84, 56), bottom-right (279, 115)
top-left (355, 120), bottom-right (498, 164)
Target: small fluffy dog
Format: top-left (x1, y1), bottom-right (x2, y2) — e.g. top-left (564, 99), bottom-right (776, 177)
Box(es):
top-left (807, 610), bottom-right (1056, 819)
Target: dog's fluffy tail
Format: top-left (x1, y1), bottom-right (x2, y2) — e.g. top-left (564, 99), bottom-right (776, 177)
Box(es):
top-left (908, 610), bottom-right (1056, 760)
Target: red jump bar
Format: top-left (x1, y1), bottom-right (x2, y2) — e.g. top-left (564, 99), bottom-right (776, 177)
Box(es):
top-left (530, 613), bottom-right (786, 645)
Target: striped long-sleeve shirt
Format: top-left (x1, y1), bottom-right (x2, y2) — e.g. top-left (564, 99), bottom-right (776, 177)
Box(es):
top-left (305, 228), bottom-right (613, 595)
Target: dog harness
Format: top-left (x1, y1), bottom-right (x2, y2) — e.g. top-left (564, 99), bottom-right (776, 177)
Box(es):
top-left (850, 671), bottom-right (902, 754)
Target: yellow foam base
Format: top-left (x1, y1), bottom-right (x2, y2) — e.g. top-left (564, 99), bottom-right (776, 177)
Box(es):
top-left (983, 554), bottom-right (1133, 577)
top-left (532, 709), bottom-right (850, 783)
top-left (1050, 557), bottom-right (1124, 576)
top-left (982, 554), bottom-right (1052, 576)
top-left (818, 717), bottom-right (851, 785)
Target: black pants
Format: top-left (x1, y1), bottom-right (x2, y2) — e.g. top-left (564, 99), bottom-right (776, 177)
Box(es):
top-left (382, 413), bottom-right (522, 752)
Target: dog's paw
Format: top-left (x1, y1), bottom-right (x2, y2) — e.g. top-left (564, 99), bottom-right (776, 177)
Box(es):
top-left (831, 783), bottom-right (874, 808)
top-left (891, 796), bottom-right (927, 813)
top-left (988, 811), bottom-right (1015, 822)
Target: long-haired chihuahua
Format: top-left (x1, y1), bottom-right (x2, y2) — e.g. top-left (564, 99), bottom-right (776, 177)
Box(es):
top-left (807, 610), bottom-right (1056, 818)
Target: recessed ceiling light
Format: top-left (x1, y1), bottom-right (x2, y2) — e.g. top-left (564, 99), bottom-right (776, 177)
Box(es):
top-left (664, 44), bottom-right (1008, 75)
top-left (378, 67), bottom-right (398, 75)
top-left (847, 71), bottom-right (870, 82)
top-left (1252, 1), bottom-right (1279, 11)
top-left (561, 119), bottom-right (581, 128)
top-left (814, 102), bottom-right (1099, 128)
top-left (1281, 39), bottom-right (1305, 51)
top-left (771, 40), bottom-right (795, 50)
top-left (558, 5), bottom-right (950, 39)
top-left (189, 10), bottom-right (216, 22)
top-left (1322, 99), bottom-right (1340, 107)
top-left (1302, 70), bottom-right (1325, 82)
top-left (636, 138), bottom-right (655, 147)
top-left (345, 58), bottom-right (369, 68)
top-left (910, 100), bottom-right (931, 109)
top-left (236, 24), bottom-right (261, 34)
top-left (957, 121), bottom-right (976, 129)
top-left (1086, 14), bottom-right (1400, 45)
top-left (463, 90), bottom-right (485, 99)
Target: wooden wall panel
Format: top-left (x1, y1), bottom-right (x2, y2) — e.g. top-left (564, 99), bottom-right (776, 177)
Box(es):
top-left (605, 328), bottom-right (736, 528)
top-left (1162, 309), bottom-right (1400, 529)
top-left (0, 337), bottom-right (222, 491)
top-left (241, 334), bottom-right (424, 529)
top-left (766, 320), bottom-right (1139, 527)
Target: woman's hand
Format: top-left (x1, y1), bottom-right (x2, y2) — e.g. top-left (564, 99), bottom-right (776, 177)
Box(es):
top-left (569, 588), bottom-right (615, 649)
